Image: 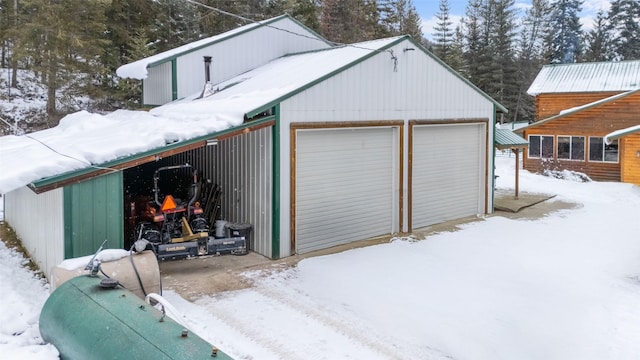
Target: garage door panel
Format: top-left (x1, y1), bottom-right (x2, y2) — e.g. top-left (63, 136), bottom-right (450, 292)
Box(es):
top-left (296, 127), bottom-right (397, 253)
top-left (412, 123), bottom-right (485, 229)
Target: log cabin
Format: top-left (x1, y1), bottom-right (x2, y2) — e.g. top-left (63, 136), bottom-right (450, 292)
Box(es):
top-left (517, 60), bottom-right (640, 184)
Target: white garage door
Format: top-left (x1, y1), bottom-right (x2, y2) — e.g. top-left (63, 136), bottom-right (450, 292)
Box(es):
top-left (412, 123), bottom-right (485, 229)
top-left (295, 127), bottom-right (398, 253)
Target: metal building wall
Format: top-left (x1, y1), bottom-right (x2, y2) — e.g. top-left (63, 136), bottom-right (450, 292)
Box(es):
top-left (174, 17), bottom-right (330, 101)
top-left (277, 38), bottom-right (497, 255)
top-left (281, 39), bottom-right (496, 122)
top-left (4, 187), bottom-right (64, 279)
top-left (64, 172), bottom-right (124, 259)
top-left (143, 61), bottom-right (174, 106)
top-left (172, 126), bottom-right (273, 258)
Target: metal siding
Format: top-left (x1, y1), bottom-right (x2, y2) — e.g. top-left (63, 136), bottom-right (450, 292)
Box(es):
top-left (171, 127), bottom-right (273, 257)
top-left (412, 123), bottom-right (485, 229)
top-left (4, 187), bottom-right (64, 279)
top-left (295, 127), bottom-right (397, 253)
top-left (143, 61), bottom-right (173, 105)
top-left (281, 40), bottom-right (495, 122)
top-left (65, 172), bottom-right (123, 258)
top-left (171, 18), bottom-right (329, 100)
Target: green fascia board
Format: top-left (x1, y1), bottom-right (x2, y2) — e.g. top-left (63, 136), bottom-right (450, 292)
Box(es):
top-left (31, 116), bottom-right (276, 190)
top-left (245, 35), bottom-right (508, 118)
top-left (146, 14), bottom-right (331, 69)
top-left (271, 105), bottom-right (281, 259)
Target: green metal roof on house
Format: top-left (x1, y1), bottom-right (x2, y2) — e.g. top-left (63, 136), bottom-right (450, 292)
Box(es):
top-left (495, 128), bottom-right (528, 149)
top-left (528, 60), bottom-right (640, 95)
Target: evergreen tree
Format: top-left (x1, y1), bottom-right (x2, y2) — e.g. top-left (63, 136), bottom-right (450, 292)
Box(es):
top-left (19, 0), bottom-right (109, 120)
top-left (462, 0), bottom-right (484, 87)
top-left (486, 0), bottom-right (519, 117)
top-left (396, 0), bottom-right (422, 40)
top-left (289, 0), bottom-right (322, 34)
top-left (514, 0), bottom-right (551, 122)
top-left (583, 10), bottom-right (613, 61)
top-left (446, 22), bottom-right (466, 74)
top-left (607, 0), bottom-right (640, 60)
top-left (320, 0), bottom-right (380, 43)
top-left (547, 0), bottom-right (583, 63)
top-left (432, 0), bottom-right (454, 62)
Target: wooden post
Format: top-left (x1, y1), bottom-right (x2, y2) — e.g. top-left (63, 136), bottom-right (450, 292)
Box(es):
top-left (513, 148), bottom-right (520, 200)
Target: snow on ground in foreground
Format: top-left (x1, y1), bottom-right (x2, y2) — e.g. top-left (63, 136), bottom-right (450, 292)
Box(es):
top-left (166, 156), bottom-right (640, 360)
top-left (3, 156), bottom-right (640, 360)
top-left (0, 241), bottom-right (58, 359)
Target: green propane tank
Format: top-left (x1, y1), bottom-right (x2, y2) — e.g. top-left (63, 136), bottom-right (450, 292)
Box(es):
top-left (39, 275), bottom-right (232, 360)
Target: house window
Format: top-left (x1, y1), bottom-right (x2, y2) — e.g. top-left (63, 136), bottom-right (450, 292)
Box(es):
top-left (557, 136), bottom-right (585, 160)
top-left (589, 137), bottom-right (618, 162)
top-left (528, 135), bottom-right (554, 158)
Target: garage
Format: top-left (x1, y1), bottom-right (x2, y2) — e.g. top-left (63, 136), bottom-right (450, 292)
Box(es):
top-left (410, 121), bottom-right (487, 230)
top-left (293, 125), bottom-right (401, 253)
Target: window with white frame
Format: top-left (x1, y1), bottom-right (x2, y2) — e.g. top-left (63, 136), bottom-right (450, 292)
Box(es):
top-left (557, 135), bottom-right (585, 160)
top-left (589, 137), bottom-right (618, 162)
top-left (528, 135), bottom-right (554, 158)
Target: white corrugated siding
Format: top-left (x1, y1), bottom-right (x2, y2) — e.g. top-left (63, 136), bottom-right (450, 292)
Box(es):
top-left (295, 127), bottom-right (398, 253)
top-left (169, 17), bottom-right (329, 101)
top-left (411, 123), bottom-right (485, 228)
top-left (143, 61), bottom-right (173, 105)
top-left (280, 39), bottom-right (496, 122)
top-left (4, 187), bottom-right (64, 279)
top-left (171, 126), bottom-right (273, 257)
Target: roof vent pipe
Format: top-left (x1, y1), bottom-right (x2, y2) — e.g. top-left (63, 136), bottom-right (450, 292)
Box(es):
top-left (203, 56), bottom-right (212, 83)
top-left (199, 56), bottom-right (215, 98)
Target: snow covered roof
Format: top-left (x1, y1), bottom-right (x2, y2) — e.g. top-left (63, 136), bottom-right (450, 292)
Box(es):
top-left (0, 110), bottom-right (242, 195)
top-left (0, 37), bottom-right (404, 195)
top-left (116, 14), bottom-right (328, 80)
top-left (516, 89), bottom-right (640, 133)
top-left (527, 60), bottom-right (640, 96)
top-left (151, 36), bottom-right (404, 120)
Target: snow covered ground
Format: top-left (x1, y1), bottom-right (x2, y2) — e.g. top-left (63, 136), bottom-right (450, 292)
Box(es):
top-left (2, 156), bottom-right (640, 359)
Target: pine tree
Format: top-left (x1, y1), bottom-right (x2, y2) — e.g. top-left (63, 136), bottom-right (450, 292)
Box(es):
top-left (514, 0), bottom-right (551, 122)
top-left (320, 0), bottom-right (380, 43)
top-left (19, 0), bottom-right (110, 120)
top-left (432, 0), bottom-right (454, 62)
top-left (606, 0), bottom-right (640, 60)
top-left (547, 0), bottom-right (583, 63)
top-left (583, 10), bottom-right (613, 61)
top-left (487, 0), bottom-right (519, 117)
top-left (397, 0), bottom-right (422, 41)
top-left (462, 0), bottom-right (484, 87)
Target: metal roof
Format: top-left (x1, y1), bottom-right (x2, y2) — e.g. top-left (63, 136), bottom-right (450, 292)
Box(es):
top-left (528, 60), bottom-right (640, 95)
top-left (116, 14), bottom-right (330, 80)
top-left (494, 128), bottom-right (528, 149)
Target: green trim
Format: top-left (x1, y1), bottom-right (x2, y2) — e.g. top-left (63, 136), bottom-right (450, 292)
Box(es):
top-left (171, 59), bottom-right (178, 101)
top-left (491, 105), bottom-right (496, 212)
top-left (271, 105), bottom-right (281, 259)
top-left (246, 36), bottom-right (508, 117)
top-left (63, 188), bottom-right (73, 258)
top-left (145, 15), bottom-right (330, 69)
top-left (31, 117), bottom-right (276, 190)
